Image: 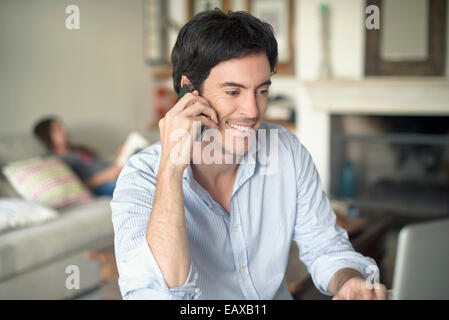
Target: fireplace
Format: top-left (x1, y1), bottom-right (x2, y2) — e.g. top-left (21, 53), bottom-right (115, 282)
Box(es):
top-left (330, 114), bottom-right (449, 218)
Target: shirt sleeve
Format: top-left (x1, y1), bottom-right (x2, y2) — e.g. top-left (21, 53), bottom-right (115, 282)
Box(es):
top-left (110, 151), bottom-right (201, 300)
top-left (290, 135), bottom-right (378, 296)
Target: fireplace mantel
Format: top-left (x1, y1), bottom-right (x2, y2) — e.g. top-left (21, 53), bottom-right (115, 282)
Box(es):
top-left (302, 77), bottom-right (449, 115)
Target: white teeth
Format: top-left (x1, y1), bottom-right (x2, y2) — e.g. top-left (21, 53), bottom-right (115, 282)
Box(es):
top-left (228, 122), bottom-right (250, 132)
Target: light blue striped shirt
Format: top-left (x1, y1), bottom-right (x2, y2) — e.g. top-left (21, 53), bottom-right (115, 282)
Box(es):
top-left (110, 122), bottom-right (377, 300)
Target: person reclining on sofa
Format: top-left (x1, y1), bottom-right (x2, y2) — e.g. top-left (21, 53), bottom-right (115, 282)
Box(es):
top-left (33, 116), bottom-right (123, 197)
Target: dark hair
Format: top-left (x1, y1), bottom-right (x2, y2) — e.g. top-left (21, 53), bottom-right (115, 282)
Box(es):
top-left (171, 9), bottom-right (278, 94)
top-left (33, 116), bottom-right (97, 157)
top-left (33, 116), bottom-right (56, 150)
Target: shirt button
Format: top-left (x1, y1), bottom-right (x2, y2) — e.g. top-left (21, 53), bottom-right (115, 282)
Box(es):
top-left (194, 287), bottom-right (200, 294)
top-left (232, 226), bottom-right (238, 232)
top-left (239, 267), bottom-right (245, 274)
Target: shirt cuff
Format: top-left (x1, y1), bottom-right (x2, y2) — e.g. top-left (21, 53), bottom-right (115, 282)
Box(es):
top-left (117, 237), bottom-right (201, 300)
top-left (168, 261), bottom-right (202, 299)
top-left (311, 255), bottom-right (378, 296)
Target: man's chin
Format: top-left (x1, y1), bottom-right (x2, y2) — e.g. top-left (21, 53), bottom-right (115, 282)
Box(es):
top-left (198, 125), bottom-right (259, 163)
top-left (221, 139), bottom-right (258, 159)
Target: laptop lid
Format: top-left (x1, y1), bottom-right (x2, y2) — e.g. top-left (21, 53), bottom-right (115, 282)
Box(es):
top-left (392, 218), bottom-right (449, 299)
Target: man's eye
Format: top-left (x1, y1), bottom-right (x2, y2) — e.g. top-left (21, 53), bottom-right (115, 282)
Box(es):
top-left (226, 91), bottom-right (239, 96)
top-left (257, 89), bottom-right (269, 95)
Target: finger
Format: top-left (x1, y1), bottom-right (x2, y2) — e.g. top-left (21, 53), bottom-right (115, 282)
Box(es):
top-left (170, 92), bottom-right (200, 113)
top-left (172, 92), bottom-right (210, 114)
top-left (374, 285), bottom-right (387, 300)
top-left (191, 115), bottom-right (219, 130)
top-left (182, 103), bottom-right (218, 124)
top-left (362, 290), bottom-right (376, 300)
top-left (185, 93), bottom-right (217, 120)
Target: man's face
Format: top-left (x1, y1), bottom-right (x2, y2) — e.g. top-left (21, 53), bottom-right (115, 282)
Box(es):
top-left (201, 52), bottom-right (272, 156)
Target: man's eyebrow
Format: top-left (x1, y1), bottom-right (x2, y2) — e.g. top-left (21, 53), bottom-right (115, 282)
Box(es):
top-left (220, 82), bottom-right (246, 89)
top-left (256, 80), bottom-right (272, 88)
top-left (219, 80), bottom-right (272, 89)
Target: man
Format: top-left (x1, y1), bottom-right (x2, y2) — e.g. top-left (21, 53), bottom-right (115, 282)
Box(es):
top-left (110, 10), bottom-right (387, 300)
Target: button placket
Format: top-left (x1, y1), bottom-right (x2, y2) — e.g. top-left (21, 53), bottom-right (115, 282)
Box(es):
top-left (229, 195), bottom-right (259, 299)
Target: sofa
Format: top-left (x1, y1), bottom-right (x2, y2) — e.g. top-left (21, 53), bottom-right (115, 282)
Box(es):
top-left (0, 127), bottom-right (158, 299)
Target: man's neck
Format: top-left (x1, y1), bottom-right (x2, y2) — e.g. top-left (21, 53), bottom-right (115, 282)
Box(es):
top-left (190, 141), bottom-right (244, 185)
top-left (190, 143), bottom-right (244, 214)
top-left (191, 161), bottom-right (239, 187)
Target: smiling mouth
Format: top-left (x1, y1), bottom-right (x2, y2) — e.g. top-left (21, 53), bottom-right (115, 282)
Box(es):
top-left (225, 120), bottom-right (256, 133)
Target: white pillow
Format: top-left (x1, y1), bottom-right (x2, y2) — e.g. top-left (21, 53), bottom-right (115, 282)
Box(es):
top-left (0, 197), bottom-right (59, 233)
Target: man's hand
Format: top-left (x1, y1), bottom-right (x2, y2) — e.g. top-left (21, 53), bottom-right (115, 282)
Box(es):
top-left (330, 269), bottom-right (387, 300)
top-left (158, 90), bottom-right (218, 173)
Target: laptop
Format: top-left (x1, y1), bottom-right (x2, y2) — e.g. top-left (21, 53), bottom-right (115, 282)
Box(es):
top-left (391, 217), bottom-right (449, 300)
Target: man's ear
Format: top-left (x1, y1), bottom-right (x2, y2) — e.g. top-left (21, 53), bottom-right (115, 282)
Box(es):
top-left (180, 75), bottom-right (194, 91)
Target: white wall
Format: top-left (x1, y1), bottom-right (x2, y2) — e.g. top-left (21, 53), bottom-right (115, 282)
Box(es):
top-left (0, 0), bottom-right (151, 142)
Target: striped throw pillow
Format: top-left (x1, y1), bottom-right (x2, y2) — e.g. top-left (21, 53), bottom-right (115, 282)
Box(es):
top-left (2, 156), bottom-right (93, 209)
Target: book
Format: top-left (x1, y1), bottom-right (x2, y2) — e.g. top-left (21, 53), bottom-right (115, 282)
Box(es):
top-left (115, 131), bottom-right (149, 166)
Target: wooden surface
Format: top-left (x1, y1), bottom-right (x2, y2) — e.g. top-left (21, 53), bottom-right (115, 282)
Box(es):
top-left (84, 246), bottom-right (122, 300)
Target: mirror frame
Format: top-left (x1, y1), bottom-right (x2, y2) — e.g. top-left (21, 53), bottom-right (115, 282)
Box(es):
top-left (365, 0), bottom-right (446, 76)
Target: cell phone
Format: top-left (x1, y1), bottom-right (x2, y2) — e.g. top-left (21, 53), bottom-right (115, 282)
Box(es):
top-left (177, 85), bottom-right (207, 139)
top-left (176, 85), bottom-right (193, 102)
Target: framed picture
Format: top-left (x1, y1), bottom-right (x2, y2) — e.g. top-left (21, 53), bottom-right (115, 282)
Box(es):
top-left (365, 0), bottom-right (446, 76)
top-left (143, 0), bottom-right (170, 66)
top-left (189, 0), bottom-right (224, 17)
top-left (249, 0), bottom-right (294, 74)
top-left (188, 0), bottom-right (295, 75)
top-left (188, 0), bottom-right (250, 17)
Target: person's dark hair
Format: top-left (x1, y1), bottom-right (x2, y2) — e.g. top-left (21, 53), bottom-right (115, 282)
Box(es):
top-left (33, 116), bottom-right (97, 157)
top-left (171, 9), bottom-right (278, 94)
top-left (33, 116), bottom-right (56, 150)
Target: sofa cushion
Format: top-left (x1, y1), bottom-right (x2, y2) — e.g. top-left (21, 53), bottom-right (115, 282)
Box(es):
top-left (0, 197), bottom-right (114, 281)
top-left (2, 156), bottom-right (93, 209)
top-left (0, 133), bottom-right (45, 167)
top-left (0, 177), bottom-right (19, 197)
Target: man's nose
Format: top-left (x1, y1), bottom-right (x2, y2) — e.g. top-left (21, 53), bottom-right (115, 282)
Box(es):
top-left (239, 93), bottom-right (259, 118)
